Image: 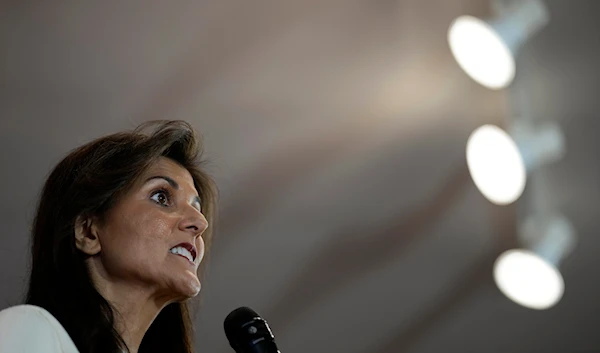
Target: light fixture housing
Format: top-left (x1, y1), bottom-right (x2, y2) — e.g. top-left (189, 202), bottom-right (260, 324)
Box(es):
top-left (448, 0), bottom-right (549, 89)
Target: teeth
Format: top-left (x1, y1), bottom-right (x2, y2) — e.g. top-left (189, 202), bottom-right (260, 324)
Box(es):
top-left (169, 246), bottom-right (194, 263)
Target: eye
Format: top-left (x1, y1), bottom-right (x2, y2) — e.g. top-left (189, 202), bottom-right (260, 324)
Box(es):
top-left (150, 188), bottom-right (172, 207)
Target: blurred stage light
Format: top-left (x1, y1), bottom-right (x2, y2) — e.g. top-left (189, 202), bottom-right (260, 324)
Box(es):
top-left (466, 125), bottom-right (524, 205)
top-left (448, 15), bottom-right (515, 89)
top-left (466, 122), bottom-right (564, 205)
top-left (447, 0), bottom-right (549, 89)
top-left (494, 249), bottom-right (563, 309)
top-left (494, 214), bottom-right (576, 310)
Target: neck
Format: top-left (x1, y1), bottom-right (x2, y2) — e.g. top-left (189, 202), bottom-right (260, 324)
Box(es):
top-left (87, 266), bottom-right (174, 353)
top-left (108, 287), bottom-right (169, 353)
top-left (103, 282), bottom-right (172, 353)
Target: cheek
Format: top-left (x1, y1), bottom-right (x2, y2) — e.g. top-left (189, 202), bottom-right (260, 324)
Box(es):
top-left (102, 211), bottom-right (176, 271)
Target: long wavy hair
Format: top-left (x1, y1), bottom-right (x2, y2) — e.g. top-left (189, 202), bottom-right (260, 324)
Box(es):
top-left (25, 120), bottom-right (218, 353)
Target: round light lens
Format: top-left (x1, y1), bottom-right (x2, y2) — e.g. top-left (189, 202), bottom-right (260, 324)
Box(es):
top-left (448, 15), bottom-right (516, 89)
top-left (466, 125), bottom-right (526, 205)
top-left (494, 249), bottom-right (564, 310)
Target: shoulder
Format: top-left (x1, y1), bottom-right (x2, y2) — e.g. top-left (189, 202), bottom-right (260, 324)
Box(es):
top-left (0, 304), bottom-right (79, 353)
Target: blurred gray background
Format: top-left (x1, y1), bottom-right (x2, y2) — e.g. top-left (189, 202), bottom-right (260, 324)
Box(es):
top-left (1, 1), bottom-right (599, 353)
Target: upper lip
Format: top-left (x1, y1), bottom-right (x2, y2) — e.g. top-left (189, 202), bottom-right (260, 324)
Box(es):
top-left (171, 242), bottom-right (197, 262)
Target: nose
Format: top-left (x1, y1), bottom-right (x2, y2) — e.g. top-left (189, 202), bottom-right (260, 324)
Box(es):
top-left (179, 204), bottom-right (209, 238)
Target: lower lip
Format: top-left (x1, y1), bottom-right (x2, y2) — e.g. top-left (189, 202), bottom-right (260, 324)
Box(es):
top-left (171, 253), bottom-right (195, 267)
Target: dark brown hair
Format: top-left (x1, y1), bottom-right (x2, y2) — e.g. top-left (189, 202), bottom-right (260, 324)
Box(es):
top-left (25, 120), bottom-right (218, 353)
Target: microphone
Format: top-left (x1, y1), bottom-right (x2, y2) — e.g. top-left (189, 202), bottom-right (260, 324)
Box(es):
top-left (224, 307), bottom-right (281, 353)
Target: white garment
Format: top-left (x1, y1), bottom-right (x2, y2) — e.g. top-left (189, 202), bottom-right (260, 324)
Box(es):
top-left (0, 304), bottom-right (79, 353)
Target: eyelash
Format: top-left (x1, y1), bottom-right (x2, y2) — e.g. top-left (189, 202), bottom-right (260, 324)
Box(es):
top-left (150, 188), bottom-right (172, 207)
top-left (150, 188), bottom-right (202, 212)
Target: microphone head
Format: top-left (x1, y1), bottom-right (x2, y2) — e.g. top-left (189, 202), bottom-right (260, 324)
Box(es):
top-left (224, 307), bottom-right (279, 353)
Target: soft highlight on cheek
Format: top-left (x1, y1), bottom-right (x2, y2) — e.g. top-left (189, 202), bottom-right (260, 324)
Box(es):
top-left (100, 203), bottom-right (176, 282)
top-left (138, 210), bottom-right (173, 241)
top-left (133, 211), bottom-right (177, 269)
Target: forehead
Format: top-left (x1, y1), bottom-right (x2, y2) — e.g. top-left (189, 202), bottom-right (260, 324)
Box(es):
top-left (142, 157), bottom-right (196, 190)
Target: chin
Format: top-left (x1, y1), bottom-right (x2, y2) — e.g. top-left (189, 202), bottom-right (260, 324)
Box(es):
top-left (171, 278), bottom-right (202, 300)
top-left (184, 282), bottom-right (202, 298)
top-left (161, 267), bottom-right (202, 300)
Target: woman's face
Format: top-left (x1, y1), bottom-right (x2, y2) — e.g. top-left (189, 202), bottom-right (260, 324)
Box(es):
top-left (92, 157), bottom-right (208, 301)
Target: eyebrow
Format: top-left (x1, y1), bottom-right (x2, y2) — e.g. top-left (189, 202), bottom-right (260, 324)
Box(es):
top-left (145, 175), bottom-right (202, 209)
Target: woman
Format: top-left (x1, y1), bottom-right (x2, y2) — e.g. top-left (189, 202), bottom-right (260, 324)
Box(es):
top-left (0, 120), bottom-right (217, 353)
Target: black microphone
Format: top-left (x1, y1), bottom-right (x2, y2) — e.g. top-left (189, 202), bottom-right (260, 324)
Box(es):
top-left (224, 307), bottom-right (281, 353)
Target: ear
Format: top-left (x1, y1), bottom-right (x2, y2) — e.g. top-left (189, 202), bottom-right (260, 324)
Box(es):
top-left (74, 214), bottom-right (102, 256)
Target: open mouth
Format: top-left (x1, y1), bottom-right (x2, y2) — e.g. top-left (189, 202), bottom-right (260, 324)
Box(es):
top-left (169, 242), bottom-right (197, 264)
